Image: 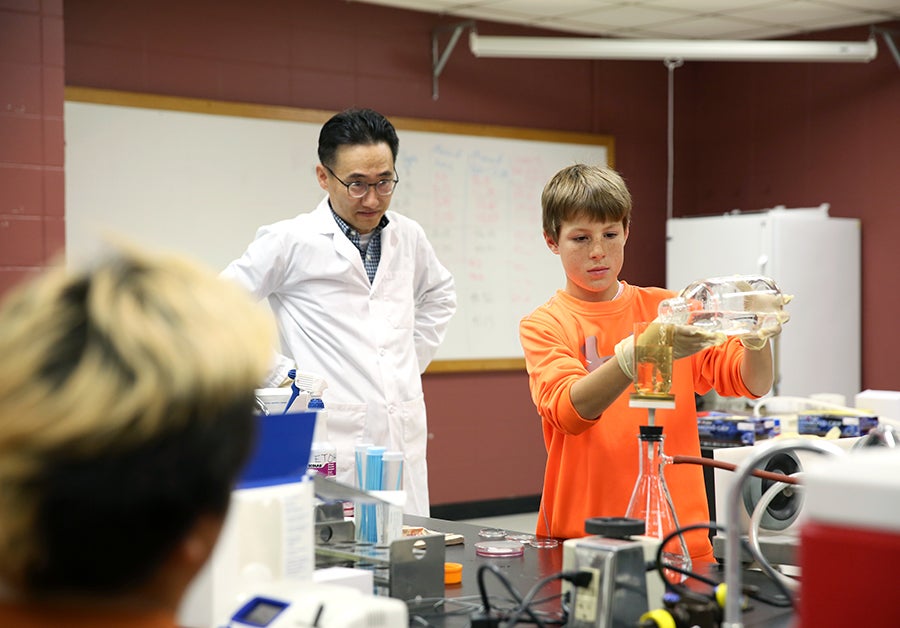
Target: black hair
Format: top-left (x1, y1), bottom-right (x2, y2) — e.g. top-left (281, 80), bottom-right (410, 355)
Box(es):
top-left (318, 108), bottom-right (399, 167)
top-left (26, 399), bottom-right (257, 593)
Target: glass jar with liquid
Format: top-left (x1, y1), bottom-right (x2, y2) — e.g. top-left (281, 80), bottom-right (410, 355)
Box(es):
top-left (658, 274), bottom-right (789, 336)
top-left (633, 321), bottom-right (674, 398)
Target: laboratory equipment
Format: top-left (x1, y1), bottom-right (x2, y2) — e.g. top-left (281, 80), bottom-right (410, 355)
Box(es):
top-left (478, 527), bottom-right (507, 539)
top-left (625, 426), bottom-right (691, 582)
top-left (475, 540), bottom-right (525, 557)
top-left (227, 581), bottom-right (408, 628)
top-left (633, 321), bottom-right (675, 399)
top-left (312, 474), bottom-right (445, 602)
top-left (711, 437), bottom-right (860, 567)
top-left (720, 438), bottom-right (846, 628)
top-left (639, 591), bottom-right (724, 628)
top-left (178, 410), bottom-right (317, 628)
top-left (562, 517), bottom-right (658, 628)
top-left (356, 445), bottom-right (386, 543)
top-left (799, 448), bottom-right (900, 627)
top-left (666, 205), bottom-right (860, 402)
top-left (657, 274), bottom-right (790, 337)
top-left (284, 369), bottom-right (327, 415)
top-left (381, 450), bottom-right (404, 490)
top-left (253, 387), bottom-right (305, 416)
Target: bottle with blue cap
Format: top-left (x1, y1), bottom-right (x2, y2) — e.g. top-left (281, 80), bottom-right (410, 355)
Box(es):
top-left (307, 395), bottom-right (336, 478)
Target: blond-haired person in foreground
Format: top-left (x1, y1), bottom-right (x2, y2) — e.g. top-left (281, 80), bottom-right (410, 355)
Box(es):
top-left (0, 245), bottom-right (275, 628)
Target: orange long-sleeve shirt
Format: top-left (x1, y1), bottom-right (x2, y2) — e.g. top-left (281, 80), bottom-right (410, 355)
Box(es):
top-left (519, 283), bottom-right (757, 561)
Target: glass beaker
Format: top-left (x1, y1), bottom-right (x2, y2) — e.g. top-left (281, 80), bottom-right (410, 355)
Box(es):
top-left (633, 321), bottom-right (674, 397)
top-left (625, 425), bottom-right (691, 582)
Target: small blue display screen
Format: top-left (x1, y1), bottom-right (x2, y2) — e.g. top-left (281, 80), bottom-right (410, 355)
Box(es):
top-left (234, 598), bottom-right (288, 626)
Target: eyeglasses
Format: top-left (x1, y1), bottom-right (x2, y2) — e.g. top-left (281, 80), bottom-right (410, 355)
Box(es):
top-left (323, 164), bottom-right (399, 198)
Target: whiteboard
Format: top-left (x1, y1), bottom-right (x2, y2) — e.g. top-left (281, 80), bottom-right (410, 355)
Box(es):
top-left (64, 89), bottom-right (612, 369)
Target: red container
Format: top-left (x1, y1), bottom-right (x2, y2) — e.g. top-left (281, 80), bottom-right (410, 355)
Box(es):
top-left (799, 521), bottom-right (900, 626)
top-left (798, 449), bottom-right (900, 627)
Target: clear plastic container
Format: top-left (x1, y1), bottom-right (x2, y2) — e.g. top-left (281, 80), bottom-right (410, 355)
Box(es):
top-left (657, 274), bottom-right (789, 336)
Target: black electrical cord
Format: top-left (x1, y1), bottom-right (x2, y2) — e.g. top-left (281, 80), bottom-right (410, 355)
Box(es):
top-left (654, 522), bottom-right (794, 609)
top-left (503, 571), bottom-right (593, 627)
top-left (475, 564), bottom-right (546, 627)
top-left (407, 595), bottom-right (485, 625)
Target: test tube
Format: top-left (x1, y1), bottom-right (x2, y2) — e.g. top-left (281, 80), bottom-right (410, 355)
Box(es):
top-left (364, 446), bottom-right (386, 543)
top-left (365, 446), bottom-right (386, 491)
top-left (381, 451), bottom-right (404, 491)
top-left (354, 442), bottom-right (374, 489)
top-left (353, 442), bottom-right (374, 544)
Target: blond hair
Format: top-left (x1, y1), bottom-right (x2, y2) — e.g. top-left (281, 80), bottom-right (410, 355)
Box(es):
top-left (0, 244), bottom-right (275, 592)
top-left (541, 164), bottom-right (632, 243)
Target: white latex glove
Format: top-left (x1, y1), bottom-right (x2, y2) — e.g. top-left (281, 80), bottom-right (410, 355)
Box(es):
top-left (738, 321), bottom-right (783, 350)
top-left (671, 324), bottom-right (727, 358)
top-left (614, 321), bottom-right (725, 380)
top-left (735, 282), bottom-right (794, 351)
top-left (614, 333), bottom-right (638, 380)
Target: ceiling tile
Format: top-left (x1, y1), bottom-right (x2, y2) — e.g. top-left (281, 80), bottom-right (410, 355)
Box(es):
top-left (353, 0), bottom-right (898, 38)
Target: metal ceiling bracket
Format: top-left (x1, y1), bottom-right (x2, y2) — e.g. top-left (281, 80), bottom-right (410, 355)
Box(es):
top-left (663, 57), bottom-right (683, 222)
top-left (432, 21), bottom-right (474, 100)
top-left (872, 27), bottom-right (900, 70)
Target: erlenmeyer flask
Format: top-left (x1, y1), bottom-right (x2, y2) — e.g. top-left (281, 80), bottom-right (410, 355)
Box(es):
top-left (625, 425), bottom-right (692, 582)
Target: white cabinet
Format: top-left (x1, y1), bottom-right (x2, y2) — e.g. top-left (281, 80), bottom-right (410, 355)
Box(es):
top-left (666, 205), bottom-right (861, 404)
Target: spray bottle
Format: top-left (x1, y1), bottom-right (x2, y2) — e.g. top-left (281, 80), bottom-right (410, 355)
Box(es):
top-left (301, 375), bottom-right (336, 479)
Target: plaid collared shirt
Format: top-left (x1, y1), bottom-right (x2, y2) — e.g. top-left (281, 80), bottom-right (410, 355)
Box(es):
top-left (330, 207), bottom-right (389, 284)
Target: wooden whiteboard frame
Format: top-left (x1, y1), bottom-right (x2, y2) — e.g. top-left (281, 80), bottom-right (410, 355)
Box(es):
top-left (65, 87), bottom-right (615, 373)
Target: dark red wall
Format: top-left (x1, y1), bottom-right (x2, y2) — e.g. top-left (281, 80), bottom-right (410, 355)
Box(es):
top-left (60, 0), bottom-right (677, 508)
top-left (5, 0), bottom-right (898, 509)
top-left (0, 0), bottom-right (65, 294)
top-left (673, 28), bottom-right (900, 395)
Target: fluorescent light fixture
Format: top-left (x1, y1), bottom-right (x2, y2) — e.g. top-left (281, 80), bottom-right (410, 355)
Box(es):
top-left (469, 33), bottom-right (878, 63)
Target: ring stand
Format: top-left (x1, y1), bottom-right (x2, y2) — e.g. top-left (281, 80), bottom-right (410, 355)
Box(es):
top-left (629, 393), bottom-right (676, 426)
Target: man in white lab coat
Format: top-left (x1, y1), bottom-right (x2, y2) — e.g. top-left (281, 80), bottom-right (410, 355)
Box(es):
top-left (222, 108), bottom-right (457, 516)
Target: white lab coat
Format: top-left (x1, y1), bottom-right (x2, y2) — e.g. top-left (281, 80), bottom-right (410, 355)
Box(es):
top-left (222, 198), bottom-right (457, 515)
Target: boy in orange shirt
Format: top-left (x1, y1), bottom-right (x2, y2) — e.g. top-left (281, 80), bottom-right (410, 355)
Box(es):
top-left (519, 165), bottom-right (781, 562)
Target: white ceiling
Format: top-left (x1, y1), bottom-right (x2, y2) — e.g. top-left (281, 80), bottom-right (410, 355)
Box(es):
top-left (354, 0), bottom-right (900, 40)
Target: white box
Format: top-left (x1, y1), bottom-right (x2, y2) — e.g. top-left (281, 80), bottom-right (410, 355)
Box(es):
top-left (313, 567), bottom-right (373, 595)
top-left (855, 390), bottom-right (900, 424)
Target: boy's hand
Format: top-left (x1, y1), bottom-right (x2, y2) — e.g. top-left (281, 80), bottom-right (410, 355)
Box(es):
top-left (738, 326), bottom-right (780, 350)
top-left (613, 334), bottom-right (638, 380)
top-left (736, 281), bottom-right (793, 350)
top-left (671, 325), bottom-right (726, 358)
top-left (614, 322), bottom-right (725, 380)
top-left (636, 321), bottom-right (724, 359)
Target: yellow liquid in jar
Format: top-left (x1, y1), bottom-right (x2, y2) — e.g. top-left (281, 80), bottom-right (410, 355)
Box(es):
top-left (634, 344), bottom-right (673, 396)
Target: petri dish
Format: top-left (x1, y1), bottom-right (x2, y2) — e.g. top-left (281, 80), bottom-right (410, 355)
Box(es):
top-left (505, 532), bottom-right (535, 543)
top-left (528, 536), bottom-right (559, 549)
top-left (478, 527), bottom-right (508, 539)
top-left (475, 540), bottom-right (525, 558)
